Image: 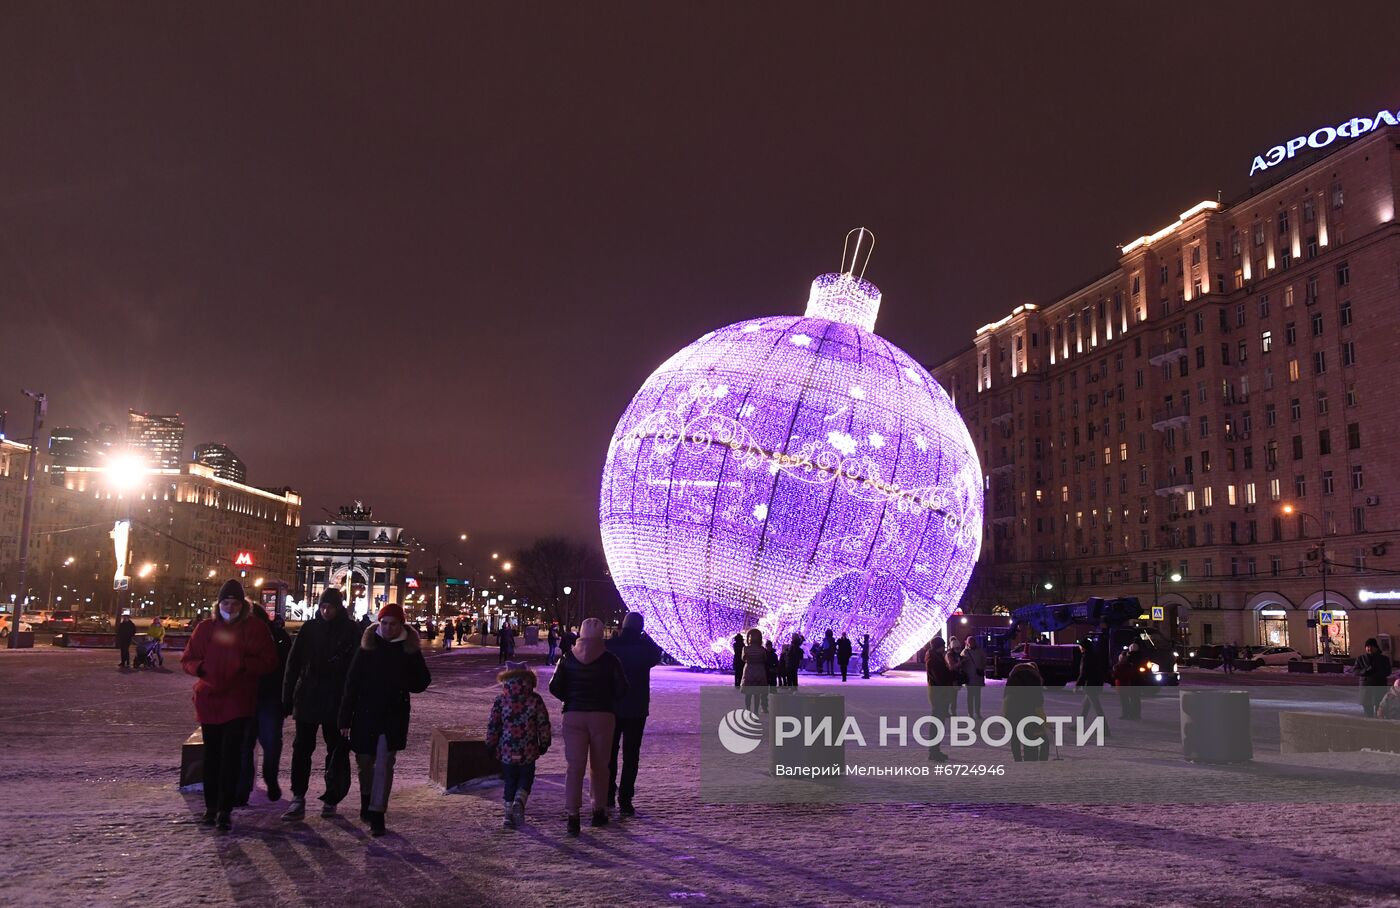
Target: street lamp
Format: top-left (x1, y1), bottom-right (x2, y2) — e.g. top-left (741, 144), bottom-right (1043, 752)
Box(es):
top-left (1282, 504), bottom-right (1332, 651)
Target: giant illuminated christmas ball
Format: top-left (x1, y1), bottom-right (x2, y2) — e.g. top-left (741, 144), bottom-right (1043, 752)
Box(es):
top-left (599, 251), bottom-right (982, 672)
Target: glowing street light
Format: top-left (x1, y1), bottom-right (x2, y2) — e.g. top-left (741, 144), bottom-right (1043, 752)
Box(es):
top-left (106, 452), bottom-right (146, 492)
top-left (138, 563), bottom-right (155, 579)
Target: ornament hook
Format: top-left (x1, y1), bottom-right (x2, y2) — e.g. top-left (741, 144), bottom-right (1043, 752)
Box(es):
top-left (840, 227), bottom-right (875, 280)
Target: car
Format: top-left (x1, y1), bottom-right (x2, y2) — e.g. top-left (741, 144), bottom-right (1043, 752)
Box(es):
top-left (43, 610), bottom-right (78, 631)
top-left (0, 616), bottom-right (35, 637)
top-left (1182, 644), bottom-right (1223, 666)
top-left (1250, 645), bottom-right (1303, 666)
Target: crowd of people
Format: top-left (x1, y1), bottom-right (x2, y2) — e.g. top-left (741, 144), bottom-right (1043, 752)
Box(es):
top-left (169, 580), bottom-right (1400, 835)
top-left (181, 581), bottom-right (430, 835)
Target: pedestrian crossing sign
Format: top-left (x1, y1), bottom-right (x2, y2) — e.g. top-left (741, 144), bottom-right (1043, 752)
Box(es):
top-left (1150, 606), bottom-right (1165, 620)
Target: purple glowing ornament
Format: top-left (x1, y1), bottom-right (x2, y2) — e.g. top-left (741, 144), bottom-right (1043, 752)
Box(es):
top-left (599, 230), bottom-right (982, 672)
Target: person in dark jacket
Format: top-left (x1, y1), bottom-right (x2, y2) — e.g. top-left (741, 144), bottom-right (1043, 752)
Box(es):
top-left (860, 634), bottom-right (870, 679)
top-left (549, 616), bottom-right (627, 836)
top-left (732, 633), bottom-right (745, 687)
top-left (181, 580), bottom-right (279, 831)
top-left (1004, 662), bottom-right (1048, 762)
top-left (282, 588), bottom-right (361, 821)
top-left (1075, 638), bottom-right (1107, 726)
top-left (237, 602), bottom-right (291, 805)
top-left (337, 603), bottom-right (431, 837)
top-left (786, 632), bottom-right (805, 687)
top-left (925, 637), bottom-right (955, 762)
top-left (764, 640), bottom-right (779, 689)
top-left (836, 633), bottom-right (854, 682)
top-left (604, 611), bottom-right (663, 815)
top-left (116, 612), bottom-right (137, 668)
top-left (822, 628), bottom-right (837, 675)
top-left (1112, 646), bottom-right (1143, 720)
top-left (1356, 638), bottom-right (1395, 717)
top-left (561, 625), bottom-right (579, 659)
top-left (547, 623), bottom-right (560, 665)
top-left (498, 621), bottom-right (516, 664)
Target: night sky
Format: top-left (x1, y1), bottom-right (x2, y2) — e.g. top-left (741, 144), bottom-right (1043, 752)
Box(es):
top-left (4, 2), bottom-right (1399, 559)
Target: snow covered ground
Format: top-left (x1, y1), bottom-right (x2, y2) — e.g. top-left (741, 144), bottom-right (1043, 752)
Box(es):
top-left (2, 645), bottom-right (1398, 908)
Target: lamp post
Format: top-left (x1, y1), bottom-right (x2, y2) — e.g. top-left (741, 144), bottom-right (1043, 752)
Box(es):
top-left (1282, 504), bottom-right (1331, 652)
top-left (6, 390), bottom-right (45, 648)
top-left (1150, 562), bottom-right (1183, 636)
top-left (106, 451), bottom-right (146, 632)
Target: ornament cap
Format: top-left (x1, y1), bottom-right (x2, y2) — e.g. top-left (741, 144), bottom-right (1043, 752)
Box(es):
top-left (804, 227), bottom-right (881, 331)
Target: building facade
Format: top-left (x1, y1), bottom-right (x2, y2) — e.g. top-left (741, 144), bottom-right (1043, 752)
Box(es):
top-left (297, 504), bottom-right (410, 620)
top-left (126, 410), bottom-right (185, 469)
top-left (3, 440), bottom-right (301, 618)
top-left (930, 125), bottom-right (1400, 656)
top-left (193, 443), bottom-right (248, 484)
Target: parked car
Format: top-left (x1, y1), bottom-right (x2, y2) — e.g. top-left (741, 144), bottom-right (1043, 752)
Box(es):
top-left (42, 610), bottom-right (78, 631)
top-left (1182, 644), bottom-right (1223, 666)
top-left (0, 616), bottom-right (35, 637)
top-left (1250, 645), bottom-right (1304, 666)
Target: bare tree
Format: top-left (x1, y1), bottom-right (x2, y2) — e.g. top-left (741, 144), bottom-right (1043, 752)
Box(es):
top-left (511, 537), bottom-right (621, 628)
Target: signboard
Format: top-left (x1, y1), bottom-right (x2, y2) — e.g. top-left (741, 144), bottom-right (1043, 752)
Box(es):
top-left (1249, 109), bottom-right (1399, 176)
top-left (405, 576), bottom-right (419, 589)
top-left (1317, 611), bottom-right (1333, 626)
top-left (234, 551), bottom-right (254, 568)
top-left (1150, 606), bottom-right (1165, 621)
top-left (114, 577), bottom-right (129, 591)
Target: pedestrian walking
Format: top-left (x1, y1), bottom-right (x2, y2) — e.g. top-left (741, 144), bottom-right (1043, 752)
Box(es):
top-left (962, 636), bottom-right (987, 721)
top-left (836, 633), bottom-right (853, 682)
top-left (442, 621), bottom-right (453, 651)
top-left (548, 617), bottom-right (627, 837)
top-left (732, 633), bottom-right (745, 687)
top-left (1075, 638), bottom-right (1107, 728)
top-left (561, 625), bottom-right (579, 659)
top-left (1221, 642), bottom-right (1237, 674)
top-left (498, 622), bottom-right (516, 664)
top-left (822, 628), bottom-right (836, 675)
top-left (605, 611), bottom-right (662, 816)
top-left (180, 580), bottom-right (279, 831)
top-left (116, 611), bottom-right (137, 668)
top-left (547, 622), bottom-right (559, 665)
top-left (764, 640), bottom-right (779, 690)
top-left (740, 629), bottom-right (770, 714)
top-left (282, 588), bottom-right (361, 821)
top-left (456, 618), bottom-right (465, 645)
top-left (925, 637), bottom-right (955, 762)
top-left (338, 603), bottom-right (432, 837)
top-left (860, 634), bottom-right (870, 679)
top-left (945, 636), bottom-right (964, 717)
top-left (1113, 648), bottom-right (1142, 720)
top-left (236, 602), bottom-right (291, 805)
top-left (787, 633), bottom-right (805, 687)
top-left (1003, 662), bottom-right (1048, 762)
top-left (485, 661), bottom-right (552, 829)
top-left (146, 616), bottom-right (167, 668)
top-left (1355, 638), bottom-right (1394, 718)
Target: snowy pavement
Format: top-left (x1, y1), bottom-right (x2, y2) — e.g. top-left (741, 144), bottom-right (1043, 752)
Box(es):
top-left (2, 646), bottom-right (1399, 908)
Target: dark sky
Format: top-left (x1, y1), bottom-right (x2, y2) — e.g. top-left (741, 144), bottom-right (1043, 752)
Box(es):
top-left (4, 2), bottom-right (1399, 560)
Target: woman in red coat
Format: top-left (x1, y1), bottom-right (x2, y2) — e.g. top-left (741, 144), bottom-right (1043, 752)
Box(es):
top-left (182, 580), bottom-right (278, 831)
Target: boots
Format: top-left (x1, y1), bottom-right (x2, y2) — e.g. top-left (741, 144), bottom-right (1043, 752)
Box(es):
top-left (281, 797), bottom-right (306, 821)
top-left (501, 801), bottom-right (516, 829)
top-left (566, 814), bottom-right (580, 837)
top-left (359, 787), bottom-right (371, 823)
top-left (511, 790), bottom-right (529, 827)
top-left (367, 810), bottom-right (386, 837)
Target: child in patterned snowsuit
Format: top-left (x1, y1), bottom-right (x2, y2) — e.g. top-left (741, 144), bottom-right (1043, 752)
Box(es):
top-left (485, 660), bottom-right (553, 828)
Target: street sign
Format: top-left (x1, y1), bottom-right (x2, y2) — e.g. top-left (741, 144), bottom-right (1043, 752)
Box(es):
top-left (114, 577), bottom-right (129, 591)
top-left (1150, 606), bottom-right (1165, 621)
top-left (234, 551), bottom-right (254, 567)
top-left (1318, 611), bottom-right (1333, 625)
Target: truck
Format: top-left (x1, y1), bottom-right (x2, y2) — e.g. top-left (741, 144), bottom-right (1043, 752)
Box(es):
top-left (982, 596), bottom-right (1179, 686)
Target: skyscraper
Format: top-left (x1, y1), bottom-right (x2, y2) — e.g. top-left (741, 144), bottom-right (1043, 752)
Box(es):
top-left (126, 411), bottom-right (185, 469)
top-left (193, 442), bottom-right (248, 484)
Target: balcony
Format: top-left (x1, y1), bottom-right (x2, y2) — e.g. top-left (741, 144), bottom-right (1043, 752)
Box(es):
top-left (1148, 337), bottom-right (1188, 366)
top-left (1154, 471), bottom-right (1194, 496)
top-left (1150, 405), bottom-right (1191, 432)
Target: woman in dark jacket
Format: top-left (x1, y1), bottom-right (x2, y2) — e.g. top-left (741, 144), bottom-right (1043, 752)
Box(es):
top-left (549, 617), bottom-right (626, 836)
top-left (338, 603), bottom-right (431, 837)
top-left (925, 637), bottom-right (955, 762)
top-left (281, 588), bottom-right (362, 821)
top-left (1075, 638), bottom-right (1108, 726)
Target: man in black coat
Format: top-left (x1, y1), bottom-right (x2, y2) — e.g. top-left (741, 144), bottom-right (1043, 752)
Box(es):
top-left (1356, 638), bottom-right (1394, 717)
top-left (732, 633), bottom-right (744, 687)
top-left (237, 603), bottom-right (292, 804)
top-left (281, 588), bottom-right (361, 821)
top-left (605, 612), bottom-right (663, 816)
top-left (115, 612), bottom-right (137, 668)
top-left (339, 604), bottom-right (431, 837)
top-left (836, 633), bottom-right (854, 682)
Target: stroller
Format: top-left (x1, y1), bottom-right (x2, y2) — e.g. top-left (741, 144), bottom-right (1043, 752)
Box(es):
top-left (133, 637), bottom-right (163, 670)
